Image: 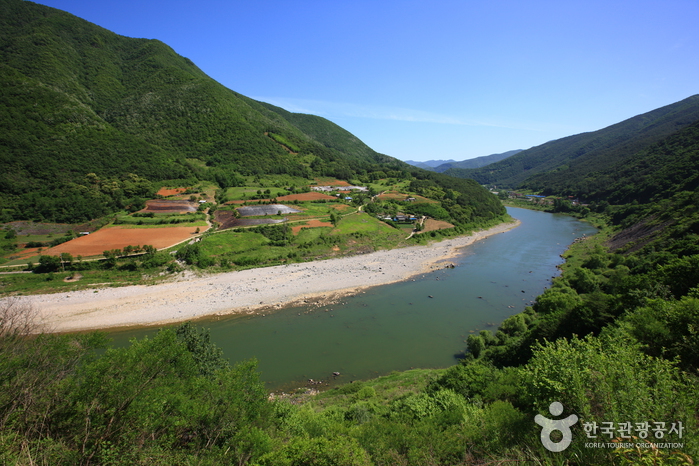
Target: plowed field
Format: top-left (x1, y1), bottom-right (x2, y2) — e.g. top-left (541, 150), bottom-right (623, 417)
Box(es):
top-left (44, 226), bottom-right (205, 257)
top-left (156, 187), bottom-right (188, 197)
top-left (313, 178), bottom-right (351, 186)
top-left (226, 192), bottom-right (337, 204)
top-left (291, 219), bottom-right (333, 234)
top-left (422, 219), bottom-right (454, 232)
top-left (141, 200), bottom-right (197, 213)
top-left (215, 211), bottom-right (286, 230)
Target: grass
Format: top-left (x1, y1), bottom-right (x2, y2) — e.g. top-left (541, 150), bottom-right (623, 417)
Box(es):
top-left (114, 212), bottom-right (207, 226)
top-left (0, 268), bottom-right (151, 295)
top-left (224, 175), bottom-right (313, 200)
top-left (199, 231), bottom-right (269, 256)
top-left (295, 226), bottom-right (331, 245)
top-left (559, 223), bottom-right (612, 273)
top-left (3, 255), bottom-right (43, 267)
top-left (15, 233), bottom-right (66, 243)
top-left (305, 368), bottom-right (444, 409)
top-left (332, 212), bottom-right (395, 235)
top-left (192, 209), bottom-right (409, 270)
top-left (285, 203), bottom-right (351, 220)
top-left (247, 174), bottom-right (312, 187)
top-left (224, 186), bottom-right (289, 200)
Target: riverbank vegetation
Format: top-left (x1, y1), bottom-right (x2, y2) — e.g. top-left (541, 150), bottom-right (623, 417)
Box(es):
top-left (2, 0), bottom-right (698, 463)
top-left (2, 192), bottom-right (698, 464)
top-left (2, 164), bottom-right (698, 464)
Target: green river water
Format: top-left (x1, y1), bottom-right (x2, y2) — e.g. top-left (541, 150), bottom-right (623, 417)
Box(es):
top-left (109, 207), bottom-right (597, 390)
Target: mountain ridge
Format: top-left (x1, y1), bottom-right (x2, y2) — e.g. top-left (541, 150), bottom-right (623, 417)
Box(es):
top-left (444, 95), bottom-right (699, 188)
top-left (432, 150), bottom-right (522, 172)
top-left (403, 150), bottom-right (521, 172)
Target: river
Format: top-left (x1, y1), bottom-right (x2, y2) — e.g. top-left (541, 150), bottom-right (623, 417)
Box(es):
top-left (109, 207), bottom-right (596, 390)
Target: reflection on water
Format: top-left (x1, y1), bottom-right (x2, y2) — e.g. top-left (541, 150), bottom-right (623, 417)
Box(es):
top-left (109, 208), bottom-right (597, 390)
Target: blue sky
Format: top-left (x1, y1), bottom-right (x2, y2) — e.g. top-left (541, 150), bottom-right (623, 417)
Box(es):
top-left (34, 0), bottom-right (699, 162)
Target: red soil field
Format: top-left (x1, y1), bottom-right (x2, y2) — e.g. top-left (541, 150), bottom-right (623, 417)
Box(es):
top-left (6, 247), bottom-right (41, 261)
top-left (156, 187), bottom-right (188, 197)
top-left (313, 178), bottom-right (351, 187)
top-left (44, 226), bottom-right (206, 257)
top-left (226, 192), bottom-right (337, 204)
top-left (278, 192), bottom-right (337, 202)
top-left (291, 219), bottom-right (333, 234)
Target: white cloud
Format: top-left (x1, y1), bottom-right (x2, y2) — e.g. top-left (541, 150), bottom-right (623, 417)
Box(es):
top-left (252, 96), bottom-right (546, 132)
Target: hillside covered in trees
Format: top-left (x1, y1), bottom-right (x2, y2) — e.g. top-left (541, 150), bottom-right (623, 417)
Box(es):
top-left (406, 150), bottom-right (522, 173)
top-left (0, 0), bottom-right (503, 225)
top-left (2, 1), bottom-right (698, 464)
top-left (445, 94), bottom-right (699, 191)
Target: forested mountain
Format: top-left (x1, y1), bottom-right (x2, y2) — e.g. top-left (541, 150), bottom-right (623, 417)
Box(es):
top-left (404, 151), bottom-right (520, 172)
top-left (0, 0), bottom-right (504, 224)
top-left (404, 159), bottom-right (456, 169)
top-left (445, 95), bottom-right (699, 188)
top-left (527, 119), bottom-right (699, 203)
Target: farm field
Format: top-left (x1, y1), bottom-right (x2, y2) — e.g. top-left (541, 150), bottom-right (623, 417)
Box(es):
top-left (226, 192), bottom-right (338, 204)
top-left (223, 186), bottom-right (289, 201)
top-left (214, 210), bottom-right (286, 230)
top-left (0, 174), bottom-right (458, 277)
top-left (422, 218), bottom-right (455, 232)
top-left (377, 191), bottom-right (436, 204)
top-left (42, 225), bottom-right (206, 257)
top-left (141, 200), bottom-right (197, 213)
top-left (290, 219), bottom-right (333, 234)
top-left (237, 205), bottom-right (302, 217)
top-left (313, 177), bottom-right (351, 186)
top-left (156, 187), bottom-right (188, 197)
top-left (278, 192), bottom-right (337, 202)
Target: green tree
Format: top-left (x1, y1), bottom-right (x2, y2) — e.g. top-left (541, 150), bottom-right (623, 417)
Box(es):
top-left (102, 249), bottom-right (120, 268)
top-left (34, 255), bottom-right (61, 273)
top-left (533, 286), bottom-right (582, 314)
top-left (520, 332), bottom-right (695, 426)
top-left (466, 334), bottom-right (485, 358)
top-left (175, 322), bottom-right (228, 376)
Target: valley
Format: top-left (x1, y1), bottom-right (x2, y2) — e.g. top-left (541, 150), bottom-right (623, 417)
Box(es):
top-left (1, 0), bottom-right (698, 464)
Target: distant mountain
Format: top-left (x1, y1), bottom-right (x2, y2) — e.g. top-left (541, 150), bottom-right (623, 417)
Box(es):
top-left (404, 159), bottom-right (456, 170)
top-left (432, 150), bottom-right (522, 172)
top-left (444, 95), bottom-right (699, 188)
top-left (404, 151), bottom-right (520, 172)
